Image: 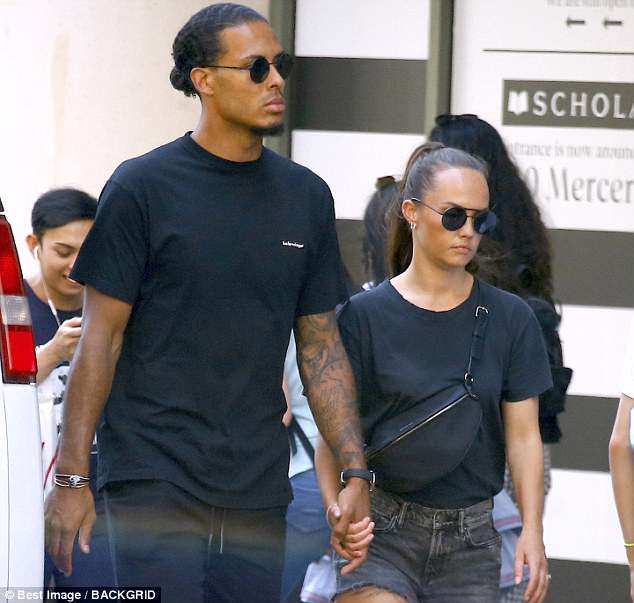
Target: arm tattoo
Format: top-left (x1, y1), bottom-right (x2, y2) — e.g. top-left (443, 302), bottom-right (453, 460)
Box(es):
top-left (295, 311), bottom-right (366, 469)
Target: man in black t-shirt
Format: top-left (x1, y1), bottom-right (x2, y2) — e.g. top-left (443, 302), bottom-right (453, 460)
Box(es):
top-left (44, 4), bottom-right (369, 603)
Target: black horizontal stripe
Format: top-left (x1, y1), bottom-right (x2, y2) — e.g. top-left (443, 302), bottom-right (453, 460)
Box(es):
top-left (292, 57), bottom-right (427, 134)
top-left (550, 395), bottom-right (617, 473)
top-left (546, 559), bottom-right (629, 603)
top-left (551, 229), bottom-right (634, 308)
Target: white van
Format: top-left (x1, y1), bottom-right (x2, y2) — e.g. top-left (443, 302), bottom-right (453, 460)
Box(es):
top-left (0, 197), bottom-right (42, 588)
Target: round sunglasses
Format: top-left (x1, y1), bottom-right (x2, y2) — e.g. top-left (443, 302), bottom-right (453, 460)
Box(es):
top-left (206, 52), bottom-right (294, 84)
top-left (411, 197), bottom-right (498, 235)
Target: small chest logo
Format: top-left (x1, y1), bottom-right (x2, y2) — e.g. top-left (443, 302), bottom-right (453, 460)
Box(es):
top-left (282, 240), bottom-right (304, 249)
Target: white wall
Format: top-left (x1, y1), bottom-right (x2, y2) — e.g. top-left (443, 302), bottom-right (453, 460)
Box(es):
top-left (292, 0), bottom-right (430, 220)
top-left (0, 0), bottom-right (269, 274)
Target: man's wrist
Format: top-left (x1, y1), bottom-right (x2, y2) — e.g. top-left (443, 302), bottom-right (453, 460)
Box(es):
top-left (56, 458), bottom-right (91, 476)
top-left (340, 469), bottom-right (375, 491)
top-left (54, 473), bottom-right (90, 489)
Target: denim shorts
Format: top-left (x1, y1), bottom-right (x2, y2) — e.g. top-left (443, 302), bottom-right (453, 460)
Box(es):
top-left (335, 488), bottom-right (501, 603)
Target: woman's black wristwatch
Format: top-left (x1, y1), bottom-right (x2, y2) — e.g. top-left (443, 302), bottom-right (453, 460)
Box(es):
top-left (340, 468), bottom-right (375, 491)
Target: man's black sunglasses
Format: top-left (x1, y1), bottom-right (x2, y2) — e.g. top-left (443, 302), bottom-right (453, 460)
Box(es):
top-left (412, 197), bottom-right (498, 235)
top-left (206, 52), bottom-right (294, 84)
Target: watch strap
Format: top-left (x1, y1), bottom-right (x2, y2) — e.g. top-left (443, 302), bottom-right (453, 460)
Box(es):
top-left (340, 468), bottom-right (375, 491)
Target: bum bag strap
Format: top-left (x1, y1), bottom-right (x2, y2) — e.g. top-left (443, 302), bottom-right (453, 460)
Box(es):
top-left (464, 282), bottom-right (490, 398)
top-left (288, 415), bottom-right (315, 463)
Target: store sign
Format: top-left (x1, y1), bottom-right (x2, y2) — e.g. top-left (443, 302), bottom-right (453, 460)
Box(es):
top-left (503, 80), bottom-right (634, 129)
top-left (451, 1), bottom-right (634, 232)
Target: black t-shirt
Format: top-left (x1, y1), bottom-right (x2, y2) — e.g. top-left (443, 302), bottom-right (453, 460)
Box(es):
top-left (25, 280), bottom-right (81, 346)
top-left (71, 133), bottom-right (347, 509)
top-left (337, 278), bottom-right (552, 508)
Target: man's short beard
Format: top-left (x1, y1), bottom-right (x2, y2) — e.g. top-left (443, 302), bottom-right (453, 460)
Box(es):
top-left (251, 123), bottom-right (285, 137)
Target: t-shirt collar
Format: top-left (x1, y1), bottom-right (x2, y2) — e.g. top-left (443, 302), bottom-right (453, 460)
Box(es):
top-left (181, 132), bottom-right (265, 173)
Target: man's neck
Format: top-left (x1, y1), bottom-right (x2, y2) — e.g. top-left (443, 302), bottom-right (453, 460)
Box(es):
top-left (191, 114), bottom-right (263, 162)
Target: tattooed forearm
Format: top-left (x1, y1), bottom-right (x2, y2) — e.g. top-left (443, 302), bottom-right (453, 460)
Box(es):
top-left (295, 311), bottom-right (366, 469)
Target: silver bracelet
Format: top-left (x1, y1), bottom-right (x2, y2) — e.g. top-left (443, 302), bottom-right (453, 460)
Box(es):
top-left (54, 473), bottom-right (90, 489)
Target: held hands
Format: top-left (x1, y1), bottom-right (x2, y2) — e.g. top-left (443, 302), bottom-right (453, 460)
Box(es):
top-left (327, 479), bottom-right (374, 575)
top-left (44, 485), bottom-right (96, 576)
top-left (46, 316), bottom-right (83, 363)
top-left (514, 527), bottom-right (549, 603)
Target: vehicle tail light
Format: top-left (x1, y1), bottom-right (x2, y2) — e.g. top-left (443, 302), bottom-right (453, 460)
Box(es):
top-left (0, 214), bottom-right (37, 383)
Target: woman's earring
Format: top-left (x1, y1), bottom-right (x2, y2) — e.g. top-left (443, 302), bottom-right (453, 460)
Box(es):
top-left (410, 222), bottom-right (416, 231)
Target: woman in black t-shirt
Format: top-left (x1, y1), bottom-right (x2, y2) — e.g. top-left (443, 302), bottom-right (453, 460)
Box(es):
top-left (316, 144), bottom-right (552, 603)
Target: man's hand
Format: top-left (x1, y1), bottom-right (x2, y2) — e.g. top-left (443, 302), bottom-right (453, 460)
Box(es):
top-left (514, 528), bottom-right (549, 603)
top-left (328, 479), bottom-right (372, 575)
top-left (45, 486), bottom-right (96, 576)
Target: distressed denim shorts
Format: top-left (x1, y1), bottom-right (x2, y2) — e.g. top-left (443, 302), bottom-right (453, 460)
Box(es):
top-left (335, 488), bottom-right (501, 603)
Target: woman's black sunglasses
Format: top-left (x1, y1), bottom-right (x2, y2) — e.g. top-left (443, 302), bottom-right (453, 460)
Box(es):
top-left (206, 52), bottom-right (294, 84)
top-left (412, 197), bottom-right (498, 235)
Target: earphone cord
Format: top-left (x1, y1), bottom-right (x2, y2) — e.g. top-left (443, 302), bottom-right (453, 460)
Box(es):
top-left (35, 245), bottom-right (61, 328)
top-left (40, 277), bottom-right (61, 328)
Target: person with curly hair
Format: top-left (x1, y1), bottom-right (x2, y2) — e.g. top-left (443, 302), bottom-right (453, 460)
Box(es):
top-left (429, 115), bottom-right (553, 304)
top-left (44, 4), bottom-right (369, 602)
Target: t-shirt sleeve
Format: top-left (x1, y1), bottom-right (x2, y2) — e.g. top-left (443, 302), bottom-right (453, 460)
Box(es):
top-left (502, 303), bottom-right (554, 402)
top-left (622, 318), bottom-right (634, 399)
top-left (295, 186), bottom-right (348, 317)
top-left (337, 301), bottom-right (363, 390)
top-left (70, 179), bottom-right (148, 305)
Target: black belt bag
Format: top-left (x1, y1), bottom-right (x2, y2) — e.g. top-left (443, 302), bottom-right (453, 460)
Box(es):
top-left (365, 296), bottom-right (490, 493)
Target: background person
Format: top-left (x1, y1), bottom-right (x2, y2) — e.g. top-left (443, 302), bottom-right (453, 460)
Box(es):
top-left (44, 5), bottom-right (369, 603)
top-left (317, 143), bottom-right (551, 603)
top-left (25, 188), bottom-right (112, 587)
top-left (609, 319), bottom-right (634, 602)
top-left (281, 333), bottom-right (331, 603)
top-left (361, 176), bottom-right (400, 290)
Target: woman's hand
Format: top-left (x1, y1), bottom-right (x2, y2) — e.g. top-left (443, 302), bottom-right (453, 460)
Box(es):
top-left (514, 527), bottom-right (549, 603)
top-left (47, 316), bottom-right (83, 363)
top-left (327, 499), bottom-right (374, 575)
top-left (36, 316), bottom-right (83, 383)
